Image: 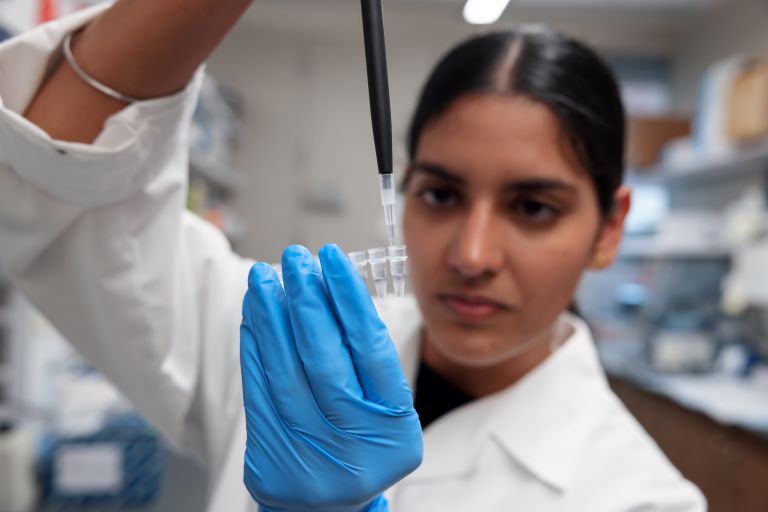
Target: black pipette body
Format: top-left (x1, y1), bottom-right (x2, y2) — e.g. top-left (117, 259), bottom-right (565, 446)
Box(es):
top-left (361, 0), bottom-right (398, 247)
top-left (361, 0), bottom-right (393, 176)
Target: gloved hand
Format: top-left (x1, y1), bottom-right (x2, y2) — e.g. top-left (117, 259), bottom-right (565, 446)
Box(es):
top-left (240, 244), bottom-right (423, 512)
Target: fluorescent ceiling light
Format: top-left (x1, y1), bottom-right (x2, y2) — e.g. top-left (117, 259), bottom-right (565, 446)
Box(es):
top-left (513, 0), bottom-right (715, 7)
top-left (463, 0), bottom-right (512, 25)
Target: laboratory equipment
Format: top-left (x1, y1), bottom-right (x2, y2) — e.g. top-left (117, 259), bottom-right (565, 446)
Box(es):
top-left (355, 245), bottom-right (408, 298)
top-left (271, 246), bottom-right (408, 299)
top-left (39, 412), bottom-right (166, 508)
top-left (367, 247), bottom-right (388, 299)
top-left (388, 246), bottom-right (408, 298)
top-left (361, 0), bottom-right (398, 248)
top-left (348, 250), bottom-right (369, 282)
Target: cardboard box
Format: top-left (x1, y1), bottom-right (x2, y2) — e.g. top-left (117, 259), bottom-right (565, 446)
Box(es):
top-left (728, 59), bottom-right (768, 143)
top-left (627, 116), bottom-right (691, 169)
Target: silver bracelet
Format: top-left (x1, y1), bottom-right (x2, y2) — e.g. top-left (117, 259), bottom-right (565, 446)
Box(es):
top-left (62, 32), bottom-right (141, 104)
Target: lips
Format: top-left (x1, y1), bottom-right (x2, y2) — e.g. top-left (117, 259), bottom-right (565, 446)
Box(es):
top-left (438, 292), bottom-right (510, 321)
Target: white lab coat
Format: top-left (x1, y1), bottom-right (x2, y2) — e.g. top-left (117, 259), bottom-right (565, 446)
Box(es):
top-left (0, 5), bottom-right (706, 511)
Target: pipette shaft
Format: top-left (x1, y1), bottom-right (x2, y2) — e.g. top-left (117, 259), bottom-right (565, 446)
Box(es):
top-left (361, 0), bottom-right (397, 246)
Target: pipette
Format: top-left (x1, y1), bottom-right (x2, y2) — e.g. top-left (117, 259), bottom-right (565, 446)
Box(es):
top-left (361, 0), bottom-right (397, 248)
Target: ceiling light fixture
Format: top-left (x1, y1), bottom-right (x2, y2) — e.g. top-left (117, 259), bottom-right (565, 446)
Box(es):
top-left (463, 0), bottom-right (512, 25)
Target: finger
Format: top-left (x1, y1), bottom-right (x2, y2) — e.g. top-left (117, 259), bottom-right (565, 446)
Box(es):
top-left (239, 317), bottom-right (277, 473)
top-left (240, 300), bottom-right (272, 416)
top-left (240, 287), bottom-right (291, 472)
top-left (242, 262), bottom-right (317, 428)
top-left (319, 244), bottom-right (414, 412)
top-left (281, 245), bottom-right (365, 426)
top-left (239, 314), bottom-right (302, 503)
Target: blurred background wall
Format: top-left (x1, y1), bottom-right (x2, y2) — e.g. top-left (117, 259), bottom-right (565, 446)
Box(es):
top-left (206, 0), bottom-right (749, 261)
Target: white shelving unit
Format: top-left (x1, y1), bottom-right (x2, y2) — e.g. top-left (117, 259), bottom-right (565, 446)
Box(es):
top-left (187, 77), bottom-right (244, 248)
top-left (189, 155), bottom-right (242, 192)
top-left (619, 240), bottom-right (731, 260)
top-left (620, 143), bottom-right (768, 261)
top-left (661, 144), bottom-right (768, 187)
top-left (188, 155), bottom-right (246, 244)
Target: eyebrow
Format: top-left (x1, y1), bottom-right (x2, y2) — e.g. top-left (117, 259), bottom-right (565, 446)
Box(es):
top-left (409, 162), bottom-right (579, 194)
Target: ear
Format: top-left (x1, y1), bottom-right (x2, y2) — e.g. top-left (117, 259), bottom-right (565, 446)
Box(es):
top-left (590, 186), bottom-right (631, 270)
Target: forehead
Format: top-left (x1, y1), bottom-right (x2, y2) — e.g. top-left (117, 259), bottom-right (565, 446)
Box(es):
top-left (415, 94), bottom-right (589, 186)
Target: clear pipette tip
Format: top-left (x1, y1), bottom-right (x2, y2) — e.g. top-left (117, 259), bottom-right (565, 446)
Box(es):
top-left (379, 174), bottom-right (397, 247)
top-left (385, 211), bottom-right (396, 248)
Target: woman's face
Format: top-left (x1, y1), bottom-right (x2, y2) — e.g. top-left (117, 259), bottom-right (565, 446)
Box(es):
top-left (403, 93), bottom-right (628, 368)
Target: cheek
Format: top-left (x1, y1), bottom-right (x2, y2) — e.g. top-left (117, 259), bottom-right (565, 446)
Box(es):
top-left (510, 226), bottom-right (596, 311)
top-left (403, 200), bottom-right (439, 284)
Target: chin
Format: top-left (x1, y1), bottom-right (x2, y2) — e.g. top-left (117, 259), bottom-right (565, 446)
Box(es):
top-left (429, 328), bottom-right (517, 368)
top-left (426, 319), bottom-right (558, 369)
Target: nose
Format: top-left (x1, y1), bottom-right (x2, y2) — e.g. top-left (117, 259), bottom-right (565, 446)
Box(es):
top-left (447, 202), bottom-right (505, 279)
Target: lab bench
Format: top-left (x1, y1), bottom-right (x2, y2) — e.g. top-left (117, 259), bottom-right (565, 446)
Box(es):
top-left (600, 343), bottom-right (768, 512)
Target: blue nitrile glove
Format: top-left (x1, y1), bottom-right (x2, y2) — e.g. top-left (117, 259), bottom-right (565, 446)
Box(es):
top-left (240, 244), bottom-right (423, 512)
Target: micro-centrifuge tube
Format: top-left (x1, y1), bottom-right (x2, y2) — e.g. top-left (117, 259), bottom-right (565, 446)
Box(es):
top-left (347, 250), bottom-right (369, 283)
top-left (271, 264), bottom-right (283, 284)
top-left (388, 245), bottom-right (408, 298)
top-left (367, 247), bottom-right (388, 299)
top-left (267, 245), bottom-right (407, 299)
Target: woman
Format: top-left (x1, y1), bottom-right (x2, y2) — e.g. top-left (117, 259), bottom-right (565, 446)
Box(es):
top-left (0, 1), bottom-right (704, 511)
top-left (382, 29), bottom-right (705, 509)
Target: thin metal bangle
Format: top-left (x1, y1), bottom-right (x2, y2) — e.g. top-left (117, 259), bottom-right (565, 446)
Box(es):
top-left (62, 32), bottom-right (141, 104)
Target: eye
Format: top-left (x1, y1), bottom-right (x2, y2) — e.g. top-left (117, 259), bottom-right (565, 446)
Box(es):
top-left (418, 187), bottom-right (460, 208)
top-left (512, 198), bottom-right (560, 223)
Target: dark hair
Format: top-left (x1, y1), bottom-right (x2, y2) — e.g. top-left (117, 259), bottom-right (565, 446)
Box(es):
top-left (407, 27), bottom-right (625, 215)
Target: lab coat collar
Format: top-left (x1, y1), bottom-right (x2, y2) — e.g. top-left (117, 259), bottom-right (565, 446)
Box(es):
top-left (486, 314), bottom-right (607, 491)
top-left (395, 311), bottom-right (607, 491)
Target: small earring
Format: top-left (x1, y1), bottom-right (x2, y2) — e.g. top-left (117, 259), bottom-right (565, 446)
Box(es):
top-left (593, 251), bottom-right (609, 268)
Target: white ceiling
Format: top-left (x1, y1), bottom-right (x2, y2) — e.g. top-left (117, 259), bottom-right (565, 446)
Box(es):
top-left (243, 0), bottom-right (720, 56)
top-left (405, 0), bottom-right (717, 8)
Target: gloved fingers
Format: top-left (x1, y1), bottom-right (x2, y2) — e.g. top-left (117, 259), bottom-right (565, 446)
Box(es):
top-left (240, 314), bottom-right (301, 510)
top-left (240, 287), bottom-right (282, 437)
top-left (319, 244), bottom-right (415, 412)
top-left (364, 495), bottom-right (390, 512)
top-left (239, 306), bottom-right (271, 416)
top-left (281, 245), bottom-right (366, 425)
top-left (239, 319), bottom-right (277, 474)
top-left (243, 262), bottom-right (319, 427)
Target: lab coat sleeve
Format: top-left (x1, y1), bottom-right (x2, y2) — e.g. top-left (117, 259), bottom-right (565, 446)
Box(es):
top-left (0, 5), bottom-right (253, 475)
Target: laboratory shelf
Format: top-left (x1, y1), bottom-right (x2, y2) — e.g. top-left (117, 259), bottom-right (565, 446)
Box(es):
top-left (222, 216), bottom-right (246, 244)
top-left (660, 144), bottom-right (768, 186)
top-left (619, 246), bottom-right (731, 260)
top-left (618, 238), bottom-right (731, 260)
top-left (189, 155), bottom-right (242, 191)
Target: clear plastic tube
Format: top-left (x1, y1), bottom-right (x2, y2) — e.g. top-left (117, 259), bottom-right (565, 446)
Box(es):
top-left (387, 245), bottom-right (406, 257)
top-left (367, 247), bottom-right (388, 299)
top-left (388, 245), bottom-right (408, 298)
top-left (347, 250), bottom-right (369, 283)
top-left (267, 246), bottom-right (407, 299)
